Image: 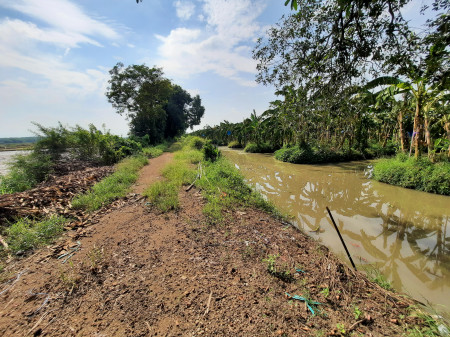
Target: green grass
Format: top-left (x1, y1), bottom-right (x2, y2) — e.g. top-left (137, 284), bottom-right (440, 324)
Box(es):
top-left (72, 155), bottom-right (148, 211)
top-left (373, 154), bottom-right (450, 195)
top-left (4, 216), bottom-right (67, 253)
top-left (227, 140), bottom-right (243, 149)
top-left (364, 266), bottom-right (392, 290)
top-left (144, 181), bottom-right (179, 212)
top-left (144, 136), bottom-right (279, 219)
top-left (244, 142), bottom-right (277, 153)
top-left (0, 152), bottom-right (52, 194)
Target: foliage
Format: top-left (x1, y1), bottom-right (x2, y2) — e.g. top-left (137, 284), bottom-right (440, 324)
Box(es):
top-left (0, 152), bottom-right (52, 194)
top-left (244, 142), bottom-right (277, 153)
top-left (5, 216), bottom-right (67, 253)
top-left (203, 142), bottom-right (221, 162)
top-left (32, 123), bottom-right (142, 165)
top-left (106, 63), bottom-right (204, 144)
top-left (72, 155), bottom-right (148, 211)
top-left (227, 141), bottom-right (242, 149)
top-left (262, 254), bottom-right (294, 282)
top-left (373, 155), bottom-right (450, 195)
top-left (365, 266), bottom-right (393, 290)
top-left (144, 181), bottom-right (179, 212)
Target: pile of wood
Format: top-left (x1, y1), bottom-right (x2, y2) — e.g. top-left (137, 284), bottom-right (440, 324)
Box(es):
top-left (0, 166), bottom-right (114, 225)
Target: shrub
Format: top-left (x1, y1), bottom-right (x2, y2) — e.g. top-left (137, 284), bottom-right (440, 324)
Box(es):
top-left (142, 147), bottom-right (164, 158)
top-left (0, 152), bottom-right (52, 194)
top-left (244, 142), bottom-right (276, 153)
top-left (6, 216), bottom-right (67, 253)
top-left (203, 142), bottom-right (221, 162)
top-left (373, 155), bottom-right (450, 195)
top-left (187, 136), bottom-right (206, 150)
top-left (227, 141), bottom-right (243, 148)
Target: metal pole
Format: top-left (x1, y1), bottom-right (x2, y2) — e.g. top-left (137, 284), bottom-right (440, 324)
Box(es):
top-left (326, 206), bottom-right (357, 271)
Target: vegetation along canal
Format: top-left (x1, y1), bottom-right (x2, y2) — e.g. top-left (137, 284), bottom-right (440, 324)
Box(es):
top-left (222, 148), bottom-right (450, 315)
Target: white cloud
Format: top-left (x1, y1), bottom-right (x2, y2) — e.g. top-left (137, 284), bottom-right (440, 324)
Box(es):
top-left (174, 1), bottom-right (196, 20)
top-left (154, 0), bottom-right (267, 87)
top-left (1, 0), bottom-right (120, 41)
top-left (0, 0), bottom-right (122, 95)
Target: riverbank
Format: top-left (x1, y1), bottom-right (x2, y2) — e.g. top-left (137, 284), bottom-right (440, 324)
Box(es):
top-left (0, 142), bottom-right (447, 336)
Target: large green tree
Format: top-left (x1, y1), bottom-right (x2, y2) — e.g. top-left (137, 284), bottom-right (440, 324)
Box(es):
top-left (106, 63), bottom-right (205, 144)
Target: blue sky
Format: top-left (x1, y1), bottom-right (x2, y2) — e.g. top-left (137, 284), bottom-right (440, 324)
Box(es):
top-left (0, 0), bottom-right (433, 137)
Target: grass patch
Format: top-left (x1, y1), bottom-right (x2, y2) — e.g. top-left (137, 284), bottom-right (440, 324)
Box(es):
top-left (364, 266), bottom-right (392, 290)
top-left (0, 152), bottom-right (52, 194)
top-left (144, 181), bottom-right (179, 212)
top-left (227, 140), bottom-right (243, 149)
top-left (373, 154), bottom-right (450, 195)
top-left (5, 215), bottom-right (67, 253)
top-left (244, 142), bottom-right (277, 153)
top-left (72, 155), bottom-right (148, 211)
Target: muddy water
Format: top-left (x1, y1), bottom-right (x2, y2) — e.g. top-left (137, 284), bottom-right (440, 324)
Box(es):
top-left (0, 150), bottom-right (28, 176)
top-left (222, 148), bottom-right (450, 314)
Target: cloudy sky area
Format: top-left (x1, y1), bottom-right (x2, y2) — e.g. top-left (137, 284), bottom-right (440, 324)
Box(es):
top-left (0, 0), bottom-right (431, 137)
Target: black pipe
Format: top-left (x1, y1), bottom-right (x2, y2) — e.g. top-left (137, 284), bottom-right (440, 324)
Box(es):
top-left (326, 206), bottom-right (357, 271)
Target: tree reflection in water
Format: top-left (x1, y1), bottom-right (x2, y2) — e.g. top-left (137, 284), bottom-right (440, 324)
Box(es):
top-left (222, 149), bottom-right (450, 313)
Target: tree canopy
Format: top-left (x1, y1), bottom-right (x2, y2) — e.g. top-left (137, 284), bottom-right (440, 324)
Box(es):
top-left (106, 63), bottom-right (205, 144)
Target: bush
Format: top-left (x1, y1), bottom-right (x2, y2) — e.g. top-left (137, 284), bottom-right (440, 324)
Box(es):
top-left (142, 147), bottom-right (163, 158)
top-left (187, 136), bottom-right (206, 150)
top-left (275, 144), bottom-right (367, 164)
top-left (373, 155), bottom-right (450, 195)
top-left (0, 152), bottom-right (52, 194)
top-left (244, 142), bottom-right (276, 153)
top-left (227, 141), bottom-right (243, 149)
top-left (6, 216), bottom-right (67, 253)
top-left (203, 142), bottom-right (221, 162)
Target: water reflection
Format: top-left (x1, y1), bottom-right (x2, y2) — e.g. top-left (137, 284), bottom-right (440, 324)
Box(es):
top-left (222, 148), bottom-right (450, 313)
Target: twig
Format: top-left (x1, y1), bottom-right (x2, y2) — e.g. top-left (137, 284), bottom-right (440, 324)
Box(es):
top-left (145, 321), bottom-right (152, 333)
top-left (348, 319), bottom-right (364, 331)
top-left (28, 309), bottom-right (56, 335)
top-left (0, 270), bottom-right (27, 296)
top-left (203, 291), bottom-right (213, 316)
top-left (0, 235), bottom-right (9, 250)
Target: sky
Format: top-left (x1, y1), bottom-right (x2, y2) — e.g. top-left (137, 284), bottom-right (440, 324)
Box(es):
top-left (0, 0), bottom-right (433, 137)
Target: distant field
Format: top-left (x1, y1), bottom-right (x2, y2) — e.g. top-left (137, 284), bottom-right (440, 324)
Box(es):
top-left (0, 137), bottom-right (38, 151)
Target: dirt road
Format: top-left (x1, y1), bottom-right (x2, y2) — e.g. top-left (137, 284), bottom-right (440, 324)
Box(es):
top-left (0, 154), bottom-right (424, 336)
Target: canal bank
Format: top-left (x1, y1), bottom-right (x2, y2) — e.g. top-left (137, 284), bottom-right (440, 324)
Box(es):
top-left (222, 148), bottom-right (450, 317)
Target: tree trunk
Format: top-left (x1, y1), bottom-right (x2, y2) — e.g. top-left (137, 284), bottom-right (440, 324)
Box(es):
top-left (413, 99), bottom-right (422, 159)
top-left (424, 115), bottom-right (433, 159)
top-left (398, 105), bottom-right (406, 153)
top-left (445, 122), bottom-right (450, 158)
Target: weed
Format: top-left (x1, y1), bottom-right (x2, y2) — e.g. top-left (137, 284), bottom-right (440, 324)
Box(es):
top-left (353, 305), bottom-right (362, 320)
top-left (144, 181), bottom-right (179, 212)
top-left (87, 246), bottom-right (104, 273)
top-left (262, 254), bottom-right (294, 282)
top-left (59, 262), bottom-right (79, 294)
top-left (405, 306), bottom-right (446, 337)
top-left (320, 287), bottom-right (330, 298)
top-left (142, 146), bottom-right (163, 158)
top-left (336, 323), bottom-right (347, 335)
top-left (72, 155), bottom-right (148, 211)
top-left (162, 161), bottom-right (197, 186)
top-left (202, 200), bottom-right (224, 225)
top-left (6, 215), bottom-right (67, 253)
top-left (365, 266), bottom-right (392, 290)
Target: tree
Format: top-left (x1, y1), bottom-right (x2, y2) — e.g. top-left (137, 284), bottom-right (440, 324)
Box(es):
top-left (106, 63), bottom-right (205, 144)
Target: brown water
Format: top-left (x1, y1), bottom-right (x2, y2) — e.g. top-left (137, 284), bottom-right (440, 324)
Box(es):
top-left (0, 150), bottom-right (29, 176)
top-left (222, 148), bottom-right (450, 314)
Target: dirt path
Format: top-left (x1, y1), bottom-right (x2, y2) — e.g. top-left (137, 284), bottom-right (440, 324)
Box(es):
top-left (132, 153), bottom-right (174, 194)
top-left (0, 155), bottom-right (425, 336)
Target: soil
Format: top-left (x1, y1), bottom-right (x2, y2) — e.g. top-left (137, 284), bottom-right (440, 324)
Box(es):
top-left (0, 155), bottom-right (428, 336)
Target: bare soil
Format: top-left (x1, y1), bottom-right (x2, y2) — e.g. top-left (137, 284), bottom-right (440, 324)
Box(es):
top-left (0, 155), bottom-right (427, 336)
